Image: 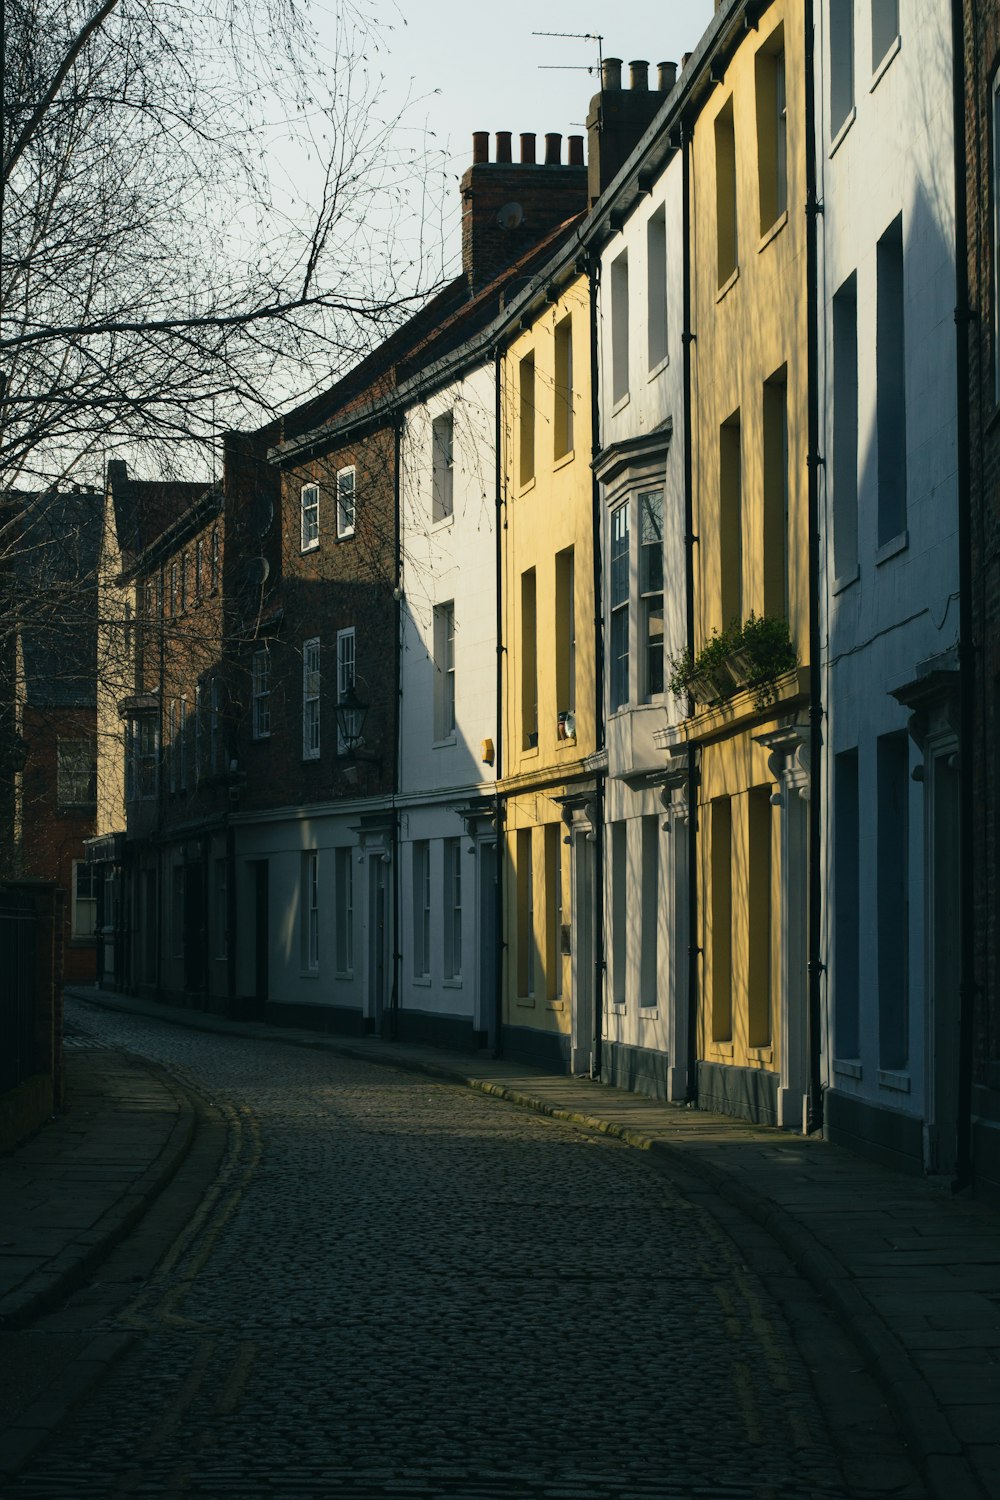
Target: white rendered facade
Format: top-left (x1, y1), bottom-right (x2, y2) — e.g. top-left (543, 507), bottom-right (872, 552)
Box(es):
top-left (816, 1), bottom-right (961, 1172)
top-left (396, 363), bottom-right (500, 1049)
top-left (596, 142), bottom-right (691, 1101)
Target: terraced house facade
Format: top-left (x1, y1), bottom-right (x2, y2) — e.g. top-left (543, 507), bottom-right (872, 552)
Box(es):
top-left (75, 0), bottom-right (999, 1201)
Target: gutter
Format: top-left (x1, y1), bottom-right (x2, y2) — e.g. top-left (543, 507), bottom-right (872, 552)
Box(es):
top-left (588, 252), bottom-right (606, 1080)
top-left (494, 340), bottom-right (505, 1058)
top-left (390, 416), bottom-right (403, 1043)
top-left (681, 114), bottom-right (700, 1105)
top-left (951, 0), bottom-right (975, 1191)
top-left (804, 0), bottom-right (824, 1134)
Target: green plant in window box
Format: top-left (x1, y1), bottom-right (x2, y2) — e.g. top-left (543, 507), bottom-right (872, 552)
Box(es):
top-left (728, 613), bottom-right (797, 709)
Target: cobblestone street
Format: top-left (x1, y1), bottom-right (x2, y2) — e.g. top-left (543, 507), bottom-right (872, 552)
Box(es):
top-left (8, 1002), bottom-right (921, 1499)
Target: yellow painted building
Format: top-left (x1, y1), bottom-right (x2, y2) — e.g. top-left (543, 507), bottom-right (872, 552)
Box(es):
top-left (499, 271), bottom-right (598, 1071)
top-left (681, 0), bottom-right (812, 1127)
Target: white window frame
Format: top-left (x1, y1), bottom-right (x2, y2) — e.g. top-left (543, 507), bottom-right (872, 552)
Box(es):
top-left (337, 466), bottom-right (356, 539)
top-left (301, 483), bottom-right (320, 551)
top-left (71, 859), bottom-right (98, 940)
top-left (336, 627), bottom-right (357, 753)
top-left (444, 837), bottom-right (462, 981)
top-left (609, 504), bottom-right (630, 711)
top-left (252, 649), bottom-right (271, 740)
top-left (639, 489), bottom-right (665, 702)
top-left (303, 637), bottom-right (321, 761)
top-left (431, 414), bottom-right (455, 521)
top-left (433, 602), bottom-right (456, 742)
top-left (413, 841), bottom-right (431, 979)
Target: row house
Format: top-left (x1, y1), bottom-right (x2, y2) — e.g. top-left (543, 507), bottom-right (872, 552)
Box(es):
top-left (1, 487), bottom-right (102, 984)
top-left (85, 0), bottom-right (999, 1200)
top-left (817, 2), bottom-right (961, 1175)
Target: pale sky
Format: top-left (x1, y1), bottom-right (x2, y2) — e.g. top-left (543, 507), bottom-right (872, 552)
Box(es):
top-left (315, 0), bottom-right (717, 275)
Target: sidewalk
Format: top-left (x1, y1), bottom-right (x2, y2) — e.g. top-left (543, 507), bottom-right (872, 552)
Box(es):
top-left (18, 986), bottom-right (1000, 1500)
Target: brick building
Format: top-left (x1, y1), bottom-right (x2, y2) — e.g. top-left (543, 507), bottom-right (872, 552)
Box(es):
top-left (961, 0), bottom-right (1000, 1200)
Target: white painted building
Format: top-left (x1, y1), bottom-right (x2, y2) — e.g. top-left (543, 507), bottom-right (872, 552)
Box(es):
top-left (816, 0), bottom-right (961, 1173)
top-left (593, 111), bottom-right (691, 1102)
top-left (396, 359), bottom-right (500, 1050)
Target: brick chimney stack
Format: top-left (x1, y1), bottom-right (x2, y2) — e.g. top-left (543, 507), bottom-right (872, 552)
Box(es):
top-left (587, 58), bottom-right (677, 206)
top-left (460, 130), bottom-right (588, 293)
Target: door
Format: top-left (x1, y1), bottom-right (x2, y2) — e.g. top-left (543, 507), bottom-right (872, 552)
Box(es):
top-left (368, 856), bottom-right (388, 1032)
top-left (183, 861), bottom-right (207, 997)
top-left (571, 833), bottom-right (594, 1075)
top-left (252, 860), bottom-right (269, 1015)
top-left (476, 840), bottom-right (498, 1049)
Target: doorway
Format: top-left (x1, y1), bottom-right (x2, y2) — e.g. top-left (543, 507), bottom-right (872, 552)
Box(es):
top-left (571, 833), bottom-right (594, 1075)
top-left (368, 855), bottom-right (388, 1033)
top-left (476, 840), bottom-right (498, 1049)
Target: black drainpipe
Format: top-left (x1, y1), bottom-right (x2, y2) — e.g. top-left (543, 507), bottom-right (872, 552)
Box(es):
top-left (951, 0), bottom-right (975, 1192)
top-left (390, 415), bottom-right (403, 1043)
top-left (589, 251), bottom-right (605, 1080)
top-left (804, 0), bottom-right (824, 1134)
top-left (494, 341), bottom-right (505, 1058)
top-left (681, 117), bottom-right (700, 1104)
top-left (155, 559), bottom-right (165, 1004)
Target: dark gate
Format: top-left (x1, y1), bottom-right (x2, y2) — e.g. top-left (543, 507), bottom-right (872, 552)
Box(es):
top-left (0, 890), bottom-right (39, 1091)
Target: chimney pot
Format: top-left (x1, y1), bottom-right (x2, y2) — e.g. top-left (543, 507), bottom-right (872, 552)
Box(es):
top-left (472, 130), bottom-right (489, 164)
top-left (496, 131), bottom-right (512, 163)
top-left (568, 134), bottom-right (584, 166)
top-left (629, 60), bottom-right (649, 90)
top-left (602, 57), bottom-right (623, 91)
top-left (544, 132), bottom-right (562, 165)
top-left (520, 132), bottom-right (536, 164)
top-left (681, 52), bottom-right (692, 70)
top-left (657, 60), bottom-right (677, 92)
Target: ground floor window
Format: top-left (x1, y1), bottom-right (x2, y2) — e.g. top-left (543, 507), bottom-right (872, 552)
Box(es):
top-left (71, 860), bottom-right (98, 938)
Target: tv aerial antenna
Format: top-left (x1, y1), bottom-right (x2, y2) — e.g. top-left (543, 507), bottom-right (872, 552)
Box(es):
top-left (532, 30), bottom-right (604, 80)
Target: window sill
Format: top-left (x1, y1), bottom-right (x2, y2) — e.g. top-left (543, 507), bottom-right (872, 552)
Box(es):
top-left (516, 994), bottom-right (536, 1008)
top-left (442, 977), bottom-right (463, 989)
top-left (832, 564), bottom-right (860, 596)
top-left (336, 529), bottom-right (356, 543)
top-left (829, 107), bottom-right (856, 158)
top-left (554, 736), bottom-right (579, 752)
top-left (299, 969), bottom-right (320, 980)
top-left (870, 34), bottom-right (901, 94)
top-left (833, 1058), bottom-right (863, 1080)
top-left (520, 745), bottom-right (539, 760)
top-left (547, 999), bottom-right (565, 1012)
top-left (432, 735), bottom-right (457, 750)
top-left (758, 209), bottom-right (788, 254)
top-left (412, 975), bottom-right (431, 988)
top-left (334, 970), bottom-right (354, 981)
top-left (215, 955), bottom-right (228, 965)
top-left (518, 476), bottom-right (536, 497)
top-left (875, 530), bottom-right (909, 566)
top-left (748, 1045), bottom-right (773, 1063)
top-left (715, 265), bottom-right (740, 303)
top-left (647, 354), bottom-right (670, 382)
top-left (878, 1069), bottom-right (911, 1094)
top-left (611, 392), bottom-right (631, 416)
top-left (553, 449), bottom-right (575, 472)
top-left (300, 541), bottom-right (319, 555)
top-left (610, 1002), bottom-right (626, 1014)
top-left (302, 752), bottom-right (321, 764)
top-left (251, 733), bottom-right (271, 743)
top-left (710, 1040), bottom-right (734, 1057)
top-left (639, 1007), bottom-right (659, 1020)
top-left (431, 512), bottom-right (455, 531)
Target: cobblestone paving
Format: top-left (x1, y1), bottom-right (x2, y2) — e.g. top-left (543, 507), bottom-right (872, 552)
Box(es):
top-left (12, 1004), bottom-right (879, 1499)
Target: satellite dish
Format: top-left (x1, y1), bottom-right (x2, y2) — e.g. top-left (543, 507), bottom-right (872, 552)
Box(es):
top-left (564, 710), bottom-right (576, 739)
top-left (497, 201), bottom-right (524, 230)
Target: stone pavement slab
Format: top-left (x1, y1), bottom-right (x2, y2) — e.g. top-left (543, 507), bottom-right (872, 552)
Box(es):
top-left (64, 986), bottom-right (1000, 1500)
top-left (0, 1037), bottom-right (196, 1331)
